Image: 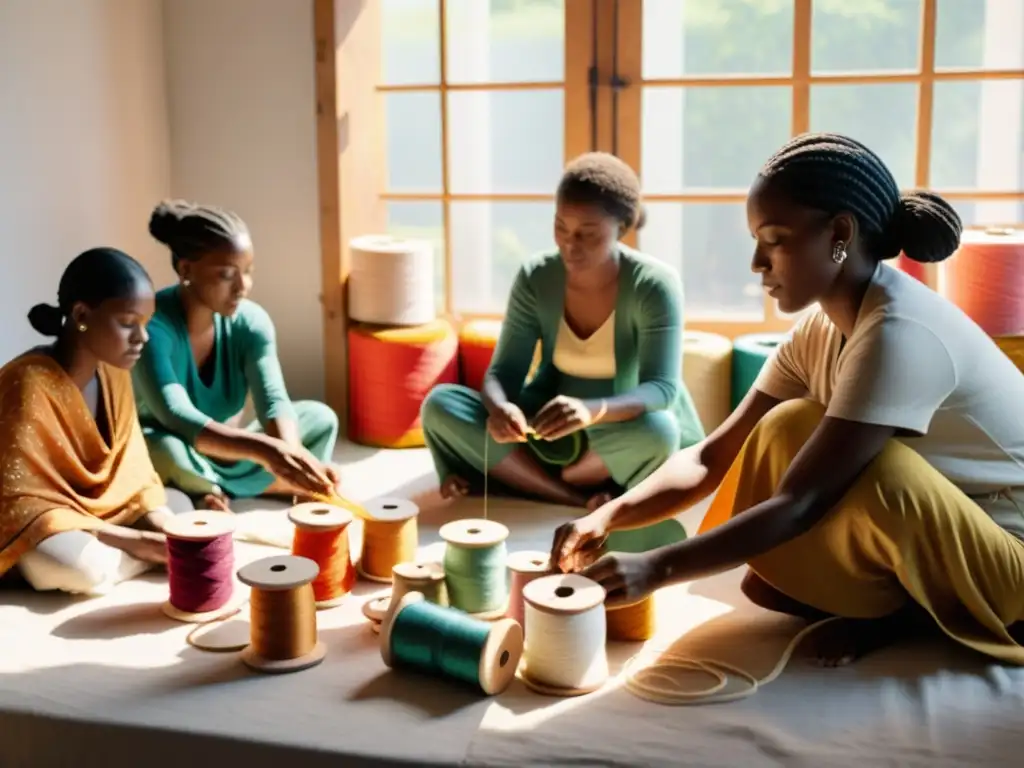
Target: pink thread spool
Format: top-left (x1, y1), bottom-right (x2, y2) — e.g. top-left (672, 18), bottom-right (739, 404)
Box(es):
top-left (505, 550), bottom-right (550, 628)
top-left (162, 511), bottom-right (244, 623)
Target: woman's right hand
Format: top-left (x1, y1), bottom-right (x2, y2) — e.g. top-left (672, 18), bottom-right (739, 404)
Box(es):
top-left (486, 402), bottom-right (530, 444)
top-left (257, 438), bottom-right (334, 497)
top-left (549, 512), bottom-right (610, 574)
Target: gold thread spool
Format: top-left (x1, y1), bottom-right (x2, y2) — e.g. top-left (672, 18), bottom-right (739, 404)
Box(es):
top-left (358, 498), bottom-right (419, 583)
top-left (505, 550), bottom-right (550, 628)
top-left (606, 594), bottom-right (657, 642)
top-left (236, 555), bottom-right (327, 674)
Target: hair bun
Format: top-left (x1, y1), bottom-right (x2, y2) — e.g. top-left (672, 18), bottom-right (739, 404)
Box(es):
top-left (892, 191), bottom-right (963, 264)
top-left (148, 199), bottom-right (195, 245)
top-left (27, 303), bottom-right (65, 337)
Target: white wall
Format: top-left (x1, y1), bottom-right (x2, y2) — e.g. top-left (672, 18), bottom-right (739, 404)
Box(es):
top-left (0, 0), bottom-right (171, 363)
top-left (162, 0), bottom-right (324, 401)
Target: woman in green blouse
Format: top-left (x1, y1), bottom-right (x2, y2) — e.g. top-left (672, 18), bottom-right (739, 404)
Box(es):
top-left (421, 153), bottom-right (704, 552)
top-left (133, 200), bottom-right (341, 510)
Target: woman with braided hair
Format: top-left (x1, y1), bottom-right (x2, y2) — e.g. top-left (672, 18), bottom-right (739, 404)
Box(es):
top-left (552, 133), bottom-right (1024, 666)
top-left (133, 200), bottom-right (342, 510)
top-left (422, 152), bottom-right (705, 555)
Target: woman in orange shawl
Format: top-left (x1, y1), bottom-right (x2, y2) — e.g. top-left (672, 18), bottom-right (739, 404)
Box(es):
top-left (0, 247), bottom-right (177, 595)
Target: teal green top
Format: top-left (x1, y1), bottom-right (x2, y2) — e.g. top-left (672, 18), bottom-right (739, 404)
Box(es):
top-left (490, 245), bottom-right (704, 447)
top-left (133, 285), bottom-right (296, 443)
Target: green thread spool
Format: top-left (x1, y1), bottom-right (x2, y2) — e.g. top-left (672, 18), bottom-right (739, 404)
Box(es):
top-left (440, 519), bottom-right (510, 617)
top-left (730, 333), bottom-right (787, 409)
top-left (380, 592), bottom-right (524, 696)
top-left (527, 430), bottom-right (584, 467)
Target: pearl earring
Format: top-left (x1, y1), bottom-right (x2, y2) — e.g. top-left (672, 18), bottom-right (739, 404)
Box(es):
top-left (831, 241), bottom-right (848, 265)
top-left (77, 323), bottom-right (87, 332)
top-left (182, 279), bottom-right (192, 288)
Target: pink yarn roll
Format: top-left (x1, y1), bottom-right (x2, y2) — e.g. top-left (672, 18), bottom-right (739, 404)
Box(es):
top-left (505, 551), bottom-right (550, 628)
top-left (944, 229), bottom-right (1024, 336)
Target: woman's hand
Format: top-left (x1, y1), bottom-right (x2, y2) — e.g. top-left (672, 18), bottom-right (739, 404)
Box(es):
top-left (549, 512), bottom-right (610, 573)
top-left (257, 439), bottom-right (334, 496)
top-left (531, 396), bottom-right (594, 441)
top-left (98, 526), bottom-right (169, 566)
top-left (580, 551), bottom-right (663, 608)
top-left (487, 402), bottom-right (530, 443)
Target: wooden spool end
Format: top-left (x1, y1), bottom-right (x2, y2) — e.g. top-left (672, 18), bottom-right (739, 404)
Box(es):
top-left (236, 555), bottom-right (326, 673)
top-left (162, 511), bottom-right (244, 624)
top-left (507, 550), bottom-right (550, 574)
top-left (289, 502), bottom-right (353, 531)
top-left (364, 497), bottom-right (419, 523)
top-left (438, 518), bottom-right (509, 549)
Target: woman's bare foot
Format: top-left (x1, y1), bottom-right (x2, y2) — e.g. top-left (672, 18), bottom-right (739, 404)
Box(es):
top-left (440, 475), bottom-right (470, 500)
top-left (202, 493), bottom-right (232, 513)
top-left (809, 612), bottom-right (910, 667)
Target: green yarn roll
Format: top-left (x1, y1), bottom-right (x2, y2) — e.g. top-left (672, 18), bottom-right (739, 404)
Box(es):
top-left (443, 539), bottom-right (509, 614)
top-left (730, 333), bottom-right (787, 409)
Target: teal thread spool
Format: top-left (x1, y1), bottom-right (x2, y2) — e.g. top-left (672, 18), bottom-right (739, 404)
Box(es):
top-left (730, 333), bottom-right (787, 409)
top-left (380, 592), bottom-right (524, 695)
top-left (440, 519), bottom-right (510, 617)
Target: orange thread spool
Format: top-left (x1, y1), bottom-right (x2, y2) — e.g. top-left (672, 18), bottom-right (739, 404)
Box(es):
top-left (347, 319), bottom-right (459, 448)
top-left (943, 228), bottom-right (1024, 336)
top-left (459, 319), bottom-right (503, 391)
top-left (288, 503), bottom-right (356, 608)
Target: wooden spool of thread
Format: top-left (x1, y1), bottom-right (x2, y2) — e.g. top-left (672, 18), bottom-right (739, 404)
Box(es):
top-left (505, 550), bottom-right (549, 628)
top-left (362, 561), bottom-right (447, 633)
top-left (381, 591), bottom-right (523, 696)
top-left (606, 594), bottom-right (657, 642)
top-left (162, 511), bottom-right (243, 623)
top-left (289, 502), bottom-right (357, 608)
top-left (518, 573), bottom-right (609, 697)
top-left (358, 497), bottom-right (419, 583)
top-left (440, 518), bottom-right (509, 618)
top-left (237, 555), bottom-right (327, 674)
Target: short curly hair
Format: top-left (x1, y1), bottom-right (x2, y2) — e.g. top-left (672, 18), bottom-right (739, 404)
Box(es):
top-left (557, 152), bottom-right (645, 231)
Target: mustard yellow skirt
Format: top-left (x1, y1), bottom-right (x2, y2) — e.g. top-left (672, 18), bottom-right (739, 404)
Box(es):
top-left (699, 398), bottom-right (1024, 665)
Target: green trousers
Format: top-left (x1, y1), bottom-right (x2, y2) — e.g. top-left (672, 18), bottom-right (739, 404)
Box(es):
top-left (420, 383), bottom-right (687, 553)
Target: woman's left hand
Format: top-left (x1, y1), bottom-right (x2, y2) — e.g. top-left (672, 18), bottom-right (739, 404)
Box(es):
top-left (580, 551), bottom-right (663, 608)
top-left (530, 396), bottom-right (594, 440)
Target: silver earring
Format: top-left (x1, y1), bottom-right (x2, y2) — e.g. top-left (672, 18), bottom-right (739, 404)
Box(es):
top-left (832, 241), bottom-right (848, 265)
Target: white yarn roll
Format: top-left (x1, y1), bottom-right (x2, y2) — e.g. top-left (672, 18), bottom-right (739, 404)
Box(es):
top-left (349, 235), bottom-right (436, 326)
top-left (521, 574), bottom-right (609, 692)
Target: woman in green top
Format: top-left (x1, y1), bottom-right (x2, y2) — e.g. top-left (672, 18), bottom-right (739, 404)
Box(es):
top-left (421, 153), bottom-right (704, 552)
top-left (133, 200), bottom-right (341, 510)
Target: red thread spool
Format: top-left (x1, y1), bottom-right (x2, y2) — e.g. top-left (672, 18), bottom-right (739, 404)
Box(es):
top-left (347, 319), bottom-right (458, 448)
top-left (289, 503), bottom-right (356, 608)
top-left (459, 319), bottom-right (503, 391)
top-left (162, 511), bottom-right (242, 623)
top-left (943, 228), bottom-right (1024, 336)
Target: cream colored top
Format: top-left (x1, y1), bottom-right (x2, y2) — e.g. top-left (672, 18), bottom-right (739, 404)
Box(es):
top-left (755, 262), bottom-right (1024, 537)
top-left (552, 311), bottom-right (617, 379)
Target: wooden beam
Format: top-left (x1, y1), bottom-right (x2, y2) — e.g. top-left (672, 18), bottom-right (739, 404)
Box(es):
top-left (565, 0), bottom-right (595, 160)
top-left (915, 0), bottom-right (940, 290)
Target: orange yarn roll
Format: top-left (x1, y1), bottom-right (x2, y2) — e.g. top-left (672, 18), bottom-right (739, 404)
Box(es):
top-left (459, 319), bottom-right (502, 391)
top-left (943, 229), bottom-right (1024, 336)
top-left (348, 319), bottom-right (459, 448)
top-left (292, 527), bottom-right (356, 604)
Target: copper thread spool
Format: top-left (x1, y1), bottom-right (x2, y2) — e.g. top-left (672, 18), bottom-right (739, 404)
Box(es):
top-left (237, 555), bottom-right (326, 674)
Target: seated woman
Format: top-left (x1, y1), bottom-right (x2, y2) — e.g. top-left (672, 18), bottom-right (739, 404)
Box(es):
top-left (1, 248), bottom-right (179, 596)
top-left (133, 200), bottom-right (341, 510)
top-left (551, 133), bottom-right (1024, 667)
top-left (422, 152), bottom-right (705, 552)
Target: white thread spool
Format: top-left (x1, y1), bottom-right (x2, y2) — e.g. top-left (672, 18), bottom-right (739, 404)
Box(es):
top-left (348, 235), bottom-right (436, 326)
top-left (518, 573), bottom-right (609, 696)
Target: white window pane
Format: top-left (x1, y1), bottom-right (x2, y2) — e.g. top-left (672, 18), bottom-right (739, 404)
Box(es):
top-left (445, 0), bottom-right (564, 84)
top-left (447, 90), bottom-right (563, 194)
top-left (385, 92), bottom-right (443, 193)
top-left (642, 0), bottom-right (792, 78)
top-left (385, 202), bottom-right (446, 313)
top-left (811, 1), bottom-right (921, 73)
top-left (640, 203), bottom-right (763, 320)
top-left (810, 84), bottom-right (918, 189)
top-left (932, 80), bottom-right (1024, 191)
top-left (936, 0), bottom-right (1024, 70)
top-left (449, 201), bottom-right (555, 313)
top-left (382, 0), bottom-right (440, 86)
top-left (641, 87), bottom-right (790, 193)
top-left (951, 200), bottom-right (1024, 228)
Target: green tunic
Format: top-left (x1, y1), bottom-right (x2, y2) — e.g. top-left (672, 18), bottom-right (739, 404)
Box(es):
top-left (421, 245), bottom-right (705, 553)
top-left (133, 286), bottom-right (339, 498)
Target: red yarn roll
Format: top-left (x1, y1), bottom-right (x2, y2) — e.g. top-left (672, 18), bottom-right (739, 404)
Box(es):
top-left (348, 319), bottom-right (459, 448)
top-left (459, 319), bottom-right (502, 391)
top-left (943, 229), bottom-right (1024, 336)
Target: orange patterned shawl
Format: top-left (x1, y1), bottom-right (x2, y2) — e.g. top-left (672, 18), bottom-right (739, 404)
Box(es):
top-left (0, 353), bottom-right (166, 576)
